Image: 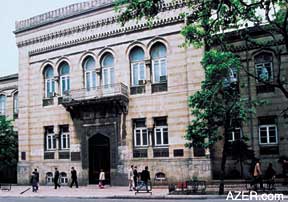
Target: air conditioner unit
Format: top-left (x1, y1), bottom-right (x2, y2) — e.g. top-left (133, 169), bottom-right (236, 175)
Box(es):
top-left (159, 75), bottom-right (167, 83)
top-left (54, 76), bottom-right (59, 82)
top-left (138, 80), bottom-right (146, 85)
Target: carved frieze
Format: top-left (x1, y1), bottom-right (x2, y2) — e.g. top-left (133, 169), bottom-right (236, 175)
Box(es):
top-left (17, 1), bottom-right (187, 49)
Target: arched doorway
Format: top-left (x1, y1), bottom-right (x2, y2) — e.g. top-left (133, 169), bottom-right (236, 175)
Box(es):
top-left (89, 134), bottom-right (110, 184)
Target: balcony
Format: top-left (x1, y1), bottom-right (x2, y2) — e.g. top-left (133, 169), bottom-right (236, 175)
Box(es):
top-left (61, 83), bottom-right (129, 116)
top-left (61, 83), bottom-right (128, 105)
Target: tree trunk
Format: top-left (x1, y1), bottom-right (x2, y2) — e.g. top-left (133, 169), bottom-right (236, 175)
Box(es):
top-left (240, 159), bottom-right (243, 179)
top-left (219, 136), bottom-right (228, 195)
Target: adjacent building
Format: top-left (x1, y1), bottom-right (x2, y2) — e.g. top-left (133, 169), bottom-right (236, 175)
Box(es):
top-left (0, 73), bottom-right (18, 182)
top-left (212, 29), bottom-right (288, 179)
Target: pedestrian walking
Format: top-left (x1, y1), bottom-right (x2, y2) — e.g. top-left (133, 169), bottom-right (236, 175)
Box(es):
top-left (54, 168), bottom-right (61, 189)
top-left (99, 169), bottom-right (105, 189)
top-left (30, 172), bottom-right (38, 192)
top-left (265, 163), bottom-right (276, 190)
top-left (128, 165), bottom-right (134, 191)
top-left (133, 166), bottom-right (138, 190)
top-left (138, 166), bottom-right (151, 192)
top-left (252, 159), bottom-right (263, 190)
top-left (70, 167), bottom-right (78, 188)
top-left (33, 168), bottom-right (39, 191)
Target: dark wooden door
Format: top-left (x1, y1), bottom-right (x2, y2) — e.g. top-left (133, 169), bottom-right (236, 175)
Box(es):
top-left (89, 134), bottom-right (110, 184)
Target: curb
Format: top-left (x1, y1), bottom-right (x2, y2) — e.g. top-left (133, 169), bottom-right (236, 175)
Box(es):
top-left (0, 195), bottom-right (227, 200)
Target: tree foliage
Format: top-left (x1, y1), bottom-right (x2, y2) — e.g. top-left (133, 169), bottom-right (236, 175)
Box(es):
top-left (115, 0), bottom-right (288, 110)
top-left (0, 116), bottom-right (18, 168)
top-left (185, 50), bottom-right (243, 147)
top-left (115, 0), bottom-right (286, 194)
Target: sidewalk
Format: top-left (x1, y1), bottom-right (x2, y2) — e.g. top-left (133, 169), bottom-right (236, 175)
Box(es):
top-left (0, 185), bottom-right (225, 200)
top-left (1, 185), bottom-right (288, 200)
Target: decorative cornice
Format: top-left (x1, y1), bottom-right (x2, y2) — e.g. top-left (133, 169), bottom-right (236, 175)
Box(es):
top-left (0, 85), bottom-right (18, 93)
top-left (228, 39), bottom-right (285, 53)
top-left (0, 73), bottom-right (18, 82)
top-left (28, 16), bottom-right (184, 56)
top-left (15, 0), bottom-right (114, 33)
top-left (17, 0), bottom-right (187, 48)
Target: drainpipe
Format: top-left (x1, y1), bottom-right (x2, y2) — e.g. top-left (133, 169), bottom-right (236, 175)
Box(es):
top-left (245, 43), bottom-right (254, 151)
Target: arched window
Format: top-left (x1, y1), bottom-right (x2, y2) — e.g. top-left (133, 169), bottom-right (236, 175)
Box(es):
top-left (44, 65), bottom-right (55, 98)
top-left (255, 53), bottom-right (273, 82)
top-left (101, 53), bottom-right (115, 87)
top-left (60, 172), bottom-right (68, 184)
top-left (83, 56), bottom-right (97, 91)
top-left (130, 47), bottom-right (145, 86)
top-left (46, 172), bottom-right (53, 184)
top-left (151, 43), bottom-right (167, 83)
top-left (0, 95), bottom-right (6, 116)
top-left (13, 92), bottom-right (18, 118)
top-left (59, 62), bottom-right (70, 96)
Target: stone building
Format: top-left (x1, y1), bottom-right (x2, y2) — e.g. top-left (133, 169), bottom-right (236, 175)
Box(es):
top-left (211, 28), bottom-right (288, 179)
top-left (0, 73), bottom-right (18, 182)
top-left (14, 0), bottom-right (211, 185)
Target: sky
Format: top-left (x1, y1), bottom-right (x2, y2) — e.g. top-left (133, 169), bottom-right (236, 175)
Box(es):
top-left (0, 0), bottom-right (85, 77)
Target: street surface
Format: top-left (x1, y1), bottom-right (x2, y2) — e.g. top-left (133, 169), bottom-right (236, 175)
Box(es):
top-left (0, 198), bottom-right (287, 202)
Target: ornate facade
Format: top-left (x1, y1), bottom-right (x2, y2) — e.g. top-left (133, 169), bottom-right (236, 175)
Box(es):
top-left (14, 0), bottom-right (211, 185)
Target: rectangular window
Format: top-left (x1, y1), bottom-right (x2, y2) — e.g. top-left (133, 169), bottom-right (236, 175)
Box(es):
top-left (153, 58), bottom-right (167, 83)
top-left (60, 125), bottom-right (70, 150)
top-left (256, 62), bottom-right (273, 82)
top-left (133, 118), bottom-right (148, 147)
top-left (61, 76), bottom-right (70, 96)
top-left (13, 94), bottom-right (18, 116)
top-left (258, 116), bottom-right (278, 145)
top-left (259, 125), bottom-right (277, 144)
top-left (45, 127), bottom-right (56, 151)
top-left (154, 117), bottom-right (168, 146)
top-left (228, 128), bottom-right (242, 142)
top-left (0, 96), bottom-right (6, 116)
top-left (132, 62), bottom-right (146, 86)
top-left (45, 79), bottom-right (55, 98)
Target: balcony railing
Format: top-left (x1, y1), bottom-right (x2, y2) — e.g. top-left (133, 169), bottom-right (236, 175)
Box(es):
top-left (62, 83), bottom-right (128, 103)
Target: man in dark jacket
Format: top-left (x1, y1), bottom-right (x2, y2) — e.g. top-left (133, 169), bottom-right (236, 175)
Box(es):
top-left (30, 172), bottom-right (38, 192)
top-left (140, 166), bottom-right (151, 192)
top-left (54, 168), bottom-right (61, 189)
top-left (133, 166), bottom-right (138, 190)
top-left (33, 169), bottom-right (39, 191)
top-left (70, 167), bottom-right (78, 188)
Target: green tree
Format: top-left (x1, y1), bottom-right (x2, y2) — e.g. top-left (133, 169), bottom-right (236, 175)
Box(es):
top-left (115, 0), bottom-right (288, 112)
top-left (0, 116), bottom-right (18, 168)
top-left (186, 50), bottom-right (256, 194)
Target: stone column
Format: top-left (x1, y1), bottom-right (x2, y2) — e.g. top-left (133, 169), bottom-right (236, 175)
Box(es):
top-left (145, 58), bottom-right (151, 94)
top-left (54, 125), bottom-right (60, 160)
top-left (146, 117), bottom-right (154, 158)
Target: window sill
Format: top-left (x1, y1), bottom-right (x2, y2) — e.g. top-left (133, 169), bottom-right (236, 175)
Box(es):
top-left (134, 145), bottom-right (149, 148)
top-left (153, 145), bottom-right (169, 148)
